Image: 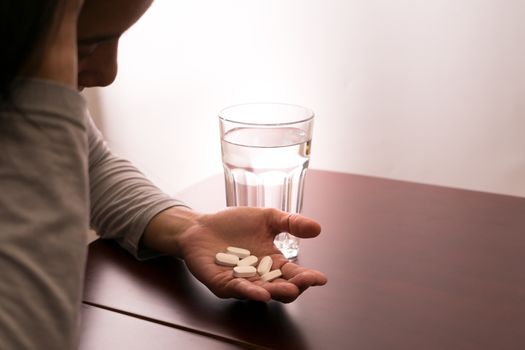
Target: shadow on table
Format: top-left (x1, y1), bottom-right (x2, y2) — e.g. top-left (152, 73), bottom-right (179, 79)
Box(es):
top-left (84, 240), bottom-right (311, 350)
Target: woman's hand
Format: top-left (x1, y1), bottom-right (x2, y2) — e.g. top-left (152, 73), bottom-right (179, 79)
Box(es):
top-left (143, 206), bottom-right (327, 303)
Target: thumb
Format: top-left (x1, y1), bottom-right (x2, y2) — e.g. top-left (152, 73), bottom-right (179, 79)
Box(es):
top-left (265, 208), bottom-right (321, 238)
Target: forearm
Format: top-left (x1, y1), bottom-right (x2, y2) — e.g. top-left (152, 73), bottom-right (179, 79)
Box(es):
top-left (141, 206), bottom-right (201, 259)
top-left (87, 115), bottom-right (188, 258)
top-left (89, 153), bottom-right (187, 258)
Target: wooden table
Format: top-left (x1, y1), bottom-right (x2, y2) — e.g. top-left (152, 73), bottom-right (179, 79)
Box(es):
top-left (81, 170), bottom-right (525, 349)
top-left (78, 304), bottom-right (240, 350)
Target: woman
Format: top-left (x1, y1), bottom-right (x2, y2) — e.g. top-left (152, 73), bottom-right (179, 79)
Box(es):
top-left (0, 0), bottom-right (327, 348)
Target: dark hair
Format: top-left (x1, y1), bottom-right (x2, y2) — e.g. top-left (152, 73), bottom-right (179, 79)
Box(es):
top-left (0, 0), bottom-right (60, 107)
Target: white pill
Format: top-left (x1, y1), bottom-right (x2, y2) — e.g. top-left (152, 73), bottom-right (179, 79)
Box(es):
top-left (261, 269), bottom-right (282, 282)
top-left (215, 252), bottom-right (239, 267)
top-left (257, 256), bottom-right (272, 276)
top-left (237, 255), bottom-right (258, 267)
top-left (226, 246), bottom-right (251, 259)
top-left (233, 265), bottom-right (257, 278)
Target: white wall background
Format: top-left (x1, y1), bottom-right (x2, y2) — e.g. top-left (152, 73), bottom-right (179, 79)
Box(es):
top-left (84, 0), bottom-right (525, 197)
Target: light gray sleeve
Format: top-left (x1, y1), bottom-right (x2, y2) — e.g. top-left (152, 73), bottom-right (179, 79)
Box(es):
top-left (87, 114), bottom-right (189, 260)
top-left (0, 79), bottom-right (89, 350)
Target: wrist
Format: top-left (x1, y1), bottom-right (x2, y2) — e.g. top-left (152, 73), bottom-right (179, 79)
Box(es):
top-left (141, 206), bottom-right (201, 258)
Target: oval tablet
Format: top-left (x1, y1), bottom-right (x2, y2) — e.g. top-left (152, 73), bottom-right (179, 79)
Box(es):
top-left (215, 252), bottom-right (239, 267)
top-left (233, 265), bottom-right (257, 278)
top-left (257, 256), bottom-right (272, 276)
top-left (237, 255), bottom-right (258, 267)
top-left (226, 246), bottom-right (251, 259)
top-left (261, 269), bottom-right (282, 282)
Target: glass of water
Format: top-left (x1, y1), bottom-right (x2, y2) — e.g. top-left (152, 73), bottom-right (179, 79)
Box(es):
top-left (218, 103), bottom-right (314, 260)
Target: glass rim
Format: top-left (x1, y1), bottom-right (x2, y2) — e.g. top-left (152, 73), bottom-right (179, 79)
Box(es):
top-left (218, 102), bottom-right (315, 126)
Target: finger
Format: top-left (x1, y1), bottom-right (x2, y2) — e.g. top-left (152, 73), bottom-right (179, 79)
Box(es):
top-left (281, 263), bottom-right (328, 292)
top-left (258, 280), bottom-right (300, 303)
top-left (223, 278), bottom-right (271, 302)
top-left (266, 208), bottom-right (321, 238)
top-left (263, 280), bottom-right (299, 303)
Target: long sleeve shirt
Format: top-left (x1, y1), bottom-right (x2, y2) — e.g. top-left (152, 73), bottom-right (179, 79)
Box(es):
top-left (0, 79), bottom-right (185, 349)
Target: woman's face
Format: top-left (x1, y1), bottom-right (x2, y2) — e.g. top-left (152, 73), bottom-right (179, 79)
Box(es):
top-left (76, 0), bottom-right (153, 90)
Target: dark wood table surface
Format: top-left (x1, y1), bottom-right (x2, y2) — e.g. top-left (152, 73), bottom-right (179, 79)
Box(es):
top-left (82, 170), bottom-right (525, 349)
top-left (78, 303), bottom-right (242, 350)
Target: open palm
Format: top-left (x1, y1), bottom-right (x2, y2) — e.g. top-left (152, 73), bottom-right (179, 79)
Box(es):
top-left (176, 207), bottom-right (327, 303)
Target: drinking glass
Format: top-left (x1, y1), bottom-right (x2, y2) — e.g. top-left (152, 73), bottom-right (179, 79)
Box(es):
top-left (218, 103), bottom-right (314, 259)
